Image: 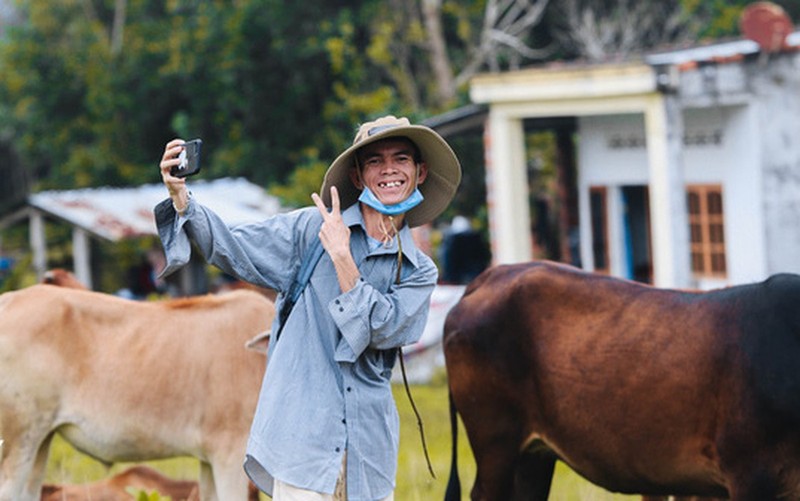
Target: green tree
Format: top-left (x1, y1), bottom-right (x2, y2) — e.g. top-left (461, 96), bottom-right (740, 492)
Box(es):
top-left (0, 0), bottom-right (374, 192)
top-left (3, 0), bottom-right (786, 209)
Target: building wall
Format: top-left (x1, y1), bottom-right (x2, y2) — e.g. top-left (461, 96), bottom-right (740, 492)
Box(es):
top-left (578, 113), bottom-right (648, 279)
top-left (578, 103), bottom-right (769, 288)
top-left (676, 51), bottom-right (800, 278)
top-left (748, 53), bottom-right (800, 275)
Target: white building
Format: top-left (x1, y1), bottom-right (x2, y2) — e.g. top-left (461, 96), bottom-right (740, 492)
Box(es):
top-left (470, 22), bottom-right (800, 289)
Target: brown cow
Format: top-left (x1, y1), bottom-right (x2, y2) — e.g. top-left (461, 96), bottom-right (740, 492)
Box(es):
top-left (0, 284), bottom-right (274, 501)
top-left (443, 261), bottom-right (800, 501)
top-left (41, 465), bottom-right (200, 501)
top-left (40, 465), bottom-right (263, 501)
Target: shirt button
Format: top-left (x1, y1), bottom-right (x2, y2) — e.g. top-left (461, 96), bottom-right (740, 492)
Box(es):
top-left (346, 387), bottom-right (352, 392)
top-left (339, 307), bottom-right (344, 312)
top-left (342, 418), bottom-right (346, 424)
top-left (335, 447), bottom-right (341, 453)
top-left (335, 299), bottom-right (340, 304)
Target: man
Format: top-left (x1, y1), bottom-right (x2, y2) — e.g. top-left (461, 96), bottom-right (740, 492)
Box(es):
top-left (155, 115), bottom-right (461, 500)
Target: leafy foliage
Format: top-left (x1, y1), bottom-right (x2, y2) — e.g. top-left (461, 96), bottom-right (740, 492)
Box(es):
top-left (0, 0), bottom-right (368, 192)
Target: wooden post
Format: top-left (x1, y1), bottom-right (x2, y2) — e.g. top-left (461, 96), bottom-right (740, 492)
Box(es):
top-left (72, 227), bottom-right (93, 289)
top-left (29, 210), bottom-right (46, 281)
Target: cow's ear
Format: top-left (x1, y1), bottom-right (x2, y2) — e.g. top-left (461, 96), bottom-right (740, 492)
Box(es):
top-left (245, 331), bottom-right (270, 355)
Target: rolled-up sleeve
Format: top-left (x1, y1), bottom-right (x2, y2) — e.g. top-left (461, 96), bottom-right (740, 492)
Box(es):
top-left (154, 197), bottom-right (320, 293)
top-left (330, 253), bottom-right (437, 362)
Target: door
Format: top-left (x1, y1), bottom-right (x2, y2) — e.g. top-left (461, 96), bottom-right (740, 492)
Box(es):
top-left (621, 185), bottom-right (652, 284)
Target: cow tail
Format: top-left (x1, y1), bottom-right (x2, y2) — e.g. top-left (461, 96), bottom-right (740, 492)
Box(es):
top-left (444, 389), bottom-right (461, 501)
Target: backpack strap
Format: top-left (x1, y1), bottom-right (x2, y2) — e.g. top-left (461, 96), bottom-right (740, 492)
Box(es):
top-left (274, 238), bottom-right (325, 342)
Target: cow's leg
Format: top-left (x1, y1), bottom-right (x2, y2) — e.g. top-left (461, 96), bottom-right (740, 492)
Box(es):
top-left (512, 450), bottom-right (555, 501)
top-left (0, 432), bottom-right (53, 501)
top-left (198, 461), bottom-right (220, 501)
top-left (465, 418), bottom-right (531, 501)
top-left (470, 443), bottom-right (517, 500)
top-left (199, 460), bottom-right (250, 501)
top-left (204, 456), bottom-right (251, 501)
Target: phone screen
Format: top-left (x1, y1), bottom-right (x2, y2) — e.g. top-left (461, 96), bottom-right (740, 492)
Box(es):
top-left (171, 139), bottom-right (202, 178)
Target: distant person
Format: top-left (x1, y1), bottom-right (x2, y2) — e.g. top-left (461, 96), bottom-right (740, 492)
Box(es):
top-left (117, 247), bottom-right (167, 300)
top-left (439, 215), bottom-right (490, 284)
top-left (0, 256), bottom-right (13, 287)
top-left (155, 115), bottom-right (461, 500)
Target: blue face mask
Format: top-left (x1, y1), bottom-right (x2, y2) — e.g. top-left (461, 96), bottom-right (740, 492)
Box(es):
top-left (358, 187), bottom-right (424, 216)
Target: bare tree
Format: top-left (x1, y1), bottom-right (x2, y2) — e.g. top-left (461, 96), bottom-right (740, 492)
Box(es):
top-left (422, 0), bottom-right (553, 105)
top-left (422, 0), bottom-right (455, 104)
top-left (79, 0), bottom-right (127, 55)
top-left (552, 0), bottom-right (706, 62)
top-left (111, 0), bottom-right (127, 56)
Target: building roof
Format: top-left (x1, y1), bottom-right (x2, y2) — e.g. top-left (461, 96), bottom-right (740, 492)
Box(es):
top-left (646, 31), bottom-right (800, 67)
top-left (28, 177), bottom-right (282, 242)
top-left (422, 104), bottom-right (488, 137)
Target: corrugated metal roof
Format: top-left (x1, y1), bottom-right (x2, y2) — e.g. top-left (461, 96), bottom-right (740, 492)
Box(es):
top-left (29, 177), bottom-right (283, 242)
top-left (646, 30), bottom-right (800, 66)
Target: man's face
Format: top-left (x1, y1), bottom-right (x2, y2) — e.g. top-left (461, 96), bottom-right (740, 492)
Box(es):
top-left (351, 138), bottom-right (428, 206)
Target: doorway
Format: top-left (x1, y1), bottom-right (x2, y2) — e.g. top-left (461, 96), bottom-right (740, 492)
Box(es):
top-left (621, 185), bottom-right (652, 284)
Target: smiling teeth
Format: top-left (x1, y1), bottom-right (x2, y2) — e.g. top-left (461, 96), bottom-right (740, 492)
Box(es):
top-left (381, 181), bottom-right (402, 188)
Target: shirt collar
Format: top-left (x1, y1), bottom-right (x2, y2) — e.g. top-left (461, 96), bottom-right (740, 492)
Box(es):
top-left (342, 203), bottom-right (420, 269)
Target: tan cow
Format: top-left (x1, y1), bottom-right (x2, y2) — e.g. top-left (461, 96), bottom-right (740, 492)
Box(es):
top-left (0, 284), bottom-right (274, 501)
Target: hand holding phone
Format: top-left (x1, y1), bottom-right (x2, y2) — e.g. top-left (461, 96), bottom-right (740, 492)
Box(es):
top-left (171, 139), bottom-right (202, 178)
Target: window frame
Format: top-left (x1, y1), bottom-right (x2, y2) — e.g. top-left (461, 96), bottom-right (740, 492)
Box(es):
top-left (686, 184), bottom-right (727, 279)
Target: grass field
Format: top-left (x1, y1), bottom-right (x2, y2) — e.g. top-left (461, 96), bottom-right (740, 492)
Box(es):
top-left (44, 379), bottom-right (637, 500)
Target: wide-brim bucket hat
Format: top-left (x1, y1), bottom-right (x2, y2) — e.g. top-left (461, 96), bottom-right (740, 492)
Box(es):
top-left (321, 115), bottom-right (461, 227)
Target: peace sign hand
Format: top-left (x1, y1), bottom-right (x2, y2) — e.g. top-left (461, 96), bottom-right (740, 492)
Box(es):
top-left (311, 186), bottom-right (351, 261)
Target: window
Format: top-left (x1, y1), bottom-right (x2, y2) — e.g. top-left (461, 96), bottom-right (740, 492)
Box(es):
top-left (590, 187), bottom-right (609, 274)
top-left (687, 185), bottom-right (726, 277)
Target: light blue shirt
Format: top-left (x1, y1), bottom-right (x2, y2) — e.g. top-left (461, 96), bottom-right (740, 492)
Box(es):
top-left (154, 197), bottom-right (437, 500)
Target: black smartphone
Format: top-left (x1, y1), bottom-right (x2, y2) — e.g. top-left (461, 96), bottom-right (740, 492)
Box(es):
top-left (171, 139), bottom-right (202, 178)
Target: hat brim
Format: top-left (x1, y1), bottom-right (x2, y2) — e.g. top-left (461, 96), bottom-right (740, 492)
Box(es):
top-left (321, 125), bottom-right (461, 227)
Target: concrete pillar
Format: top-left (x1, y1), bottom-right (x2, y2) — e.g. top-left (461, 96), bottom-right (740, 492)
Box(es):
top-left (486, 111), bottom-right (532, 264)
top-left (72, 227), bottom-right (93, 289)
top-left (29, 210), bottom-right (46, 281)
top-left (645, 93), bottom-right (691, 288)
